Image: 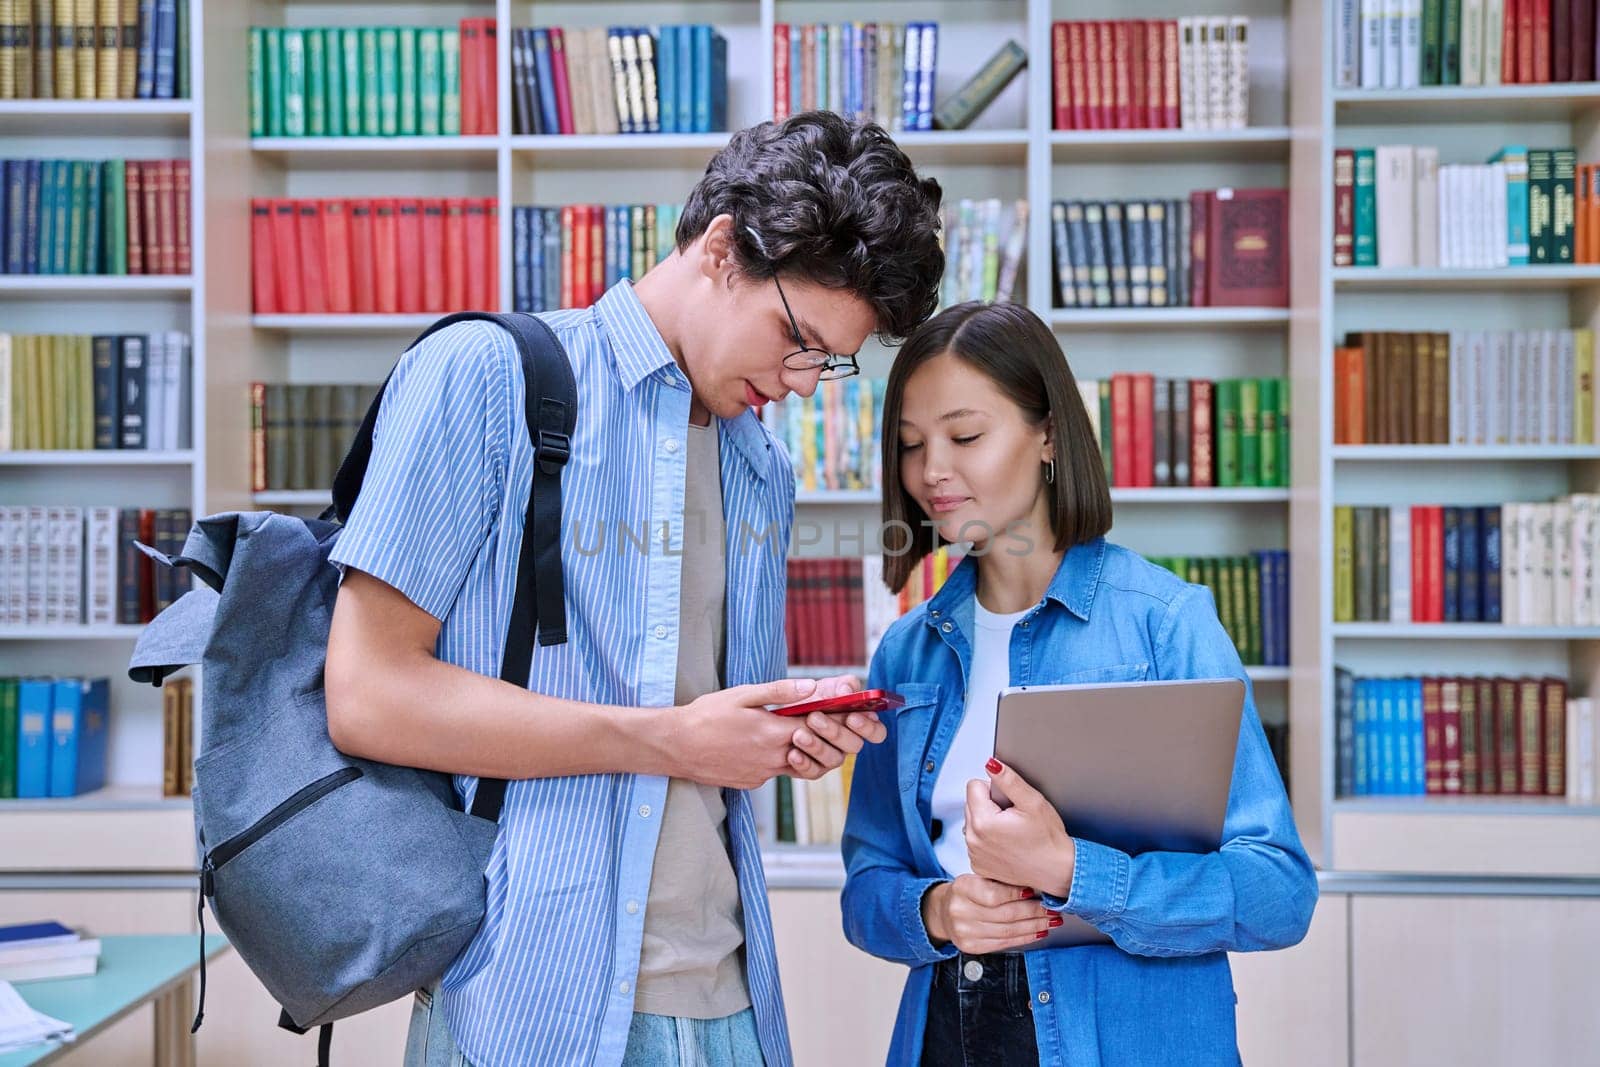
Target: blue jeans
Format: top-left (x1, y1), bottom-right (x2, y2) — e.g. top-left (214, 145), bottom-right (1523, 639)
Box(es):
top-left (402, 985), bottom-right (470, 1067)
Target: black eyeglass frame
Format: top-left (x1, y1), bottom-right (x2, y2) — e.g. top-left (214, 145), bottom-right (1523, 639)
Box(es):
top-left (770, 272), bottom-right (861, 382)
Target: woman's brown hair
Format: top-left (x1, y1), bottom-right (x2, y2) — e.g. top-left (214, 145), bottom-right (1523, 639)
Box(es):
top-left (880, 300), bottom-right (1112, 593)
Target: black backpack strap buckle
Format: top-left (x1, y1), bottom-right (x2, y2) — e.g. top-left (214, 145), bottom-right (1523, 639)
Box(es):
top-left (536, 428), bottom-right (570, 473)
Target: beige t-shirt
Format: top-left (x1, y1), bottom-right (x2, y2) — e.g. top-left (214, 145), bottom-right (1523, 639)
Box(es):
top-left (633, 420), bottom-right (750, 1019)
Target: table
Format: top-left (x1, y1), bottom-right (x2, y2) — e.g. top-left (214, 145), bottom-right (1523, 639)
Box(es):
top-left (0, 934), bottom-right (230, 1067)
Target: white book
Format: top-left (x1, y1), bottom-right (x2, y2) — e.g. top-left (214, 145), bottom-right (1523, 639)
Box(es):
top-left (41, 506), bottom-right (63, 626)
top-left (790, 776), bottom-right (811, 845)
top-left (751, 779), bottom-right (777, 845)
top-left (1190, 17), bottom-right (1212, 129)
top-left (1532, 503), bottom-right (1555, 626)
top-left (85, 507), bottom-right (118, 627)
top-left (1450, 332), bottom-right (1468, 444)
top-left (1436, 166), bottom-right (1454, 268)
top-left (1207, 19), bottom-right (1229, 132)
top-left (1542, 329), bottom-right (1561, 444)
top-left (145, 333), bottom-right (167, 453)
top-left (1362, 0), bottom-right (1386, 87)
top-left (1401, 0), bottom-right (1423, 86)
top-left (56, 507), bottom-right (82, 627)
top-left (1483, 0), bottom-right (1504, 84)
top-left (1337, 0), bottom-right (1361, 87)
top-left (1554, 498), bottom-right (1575, 626)
top-left (1382, 0), bottom-right (1404, 88)
top-left (1510, 331), bottom-right (1531, 443)
top-left (161, 332), bottom-right (184, 453)
top-left (3, 507), bottom-right (25, 625)
top-left (1488, 331), bottom-right (1511, 443)
top-left (1558, 329), bottom-right (1576, 444)
top-left (1390, 504), bottom-right (1412, 622)
top-left (1227, 17), bottom-right (1248, 130)
top-left (1478, 165), bottom-right (1496, 268)
top-left (1460, 0), bottom-right (1485, 85)
top-left (1469, 331), bottom-right (1490, 444)
top-left (0, 509), bottom-right (10, 626)
top-left (1489, 162), bottom-right (1510, 267)
top-left (1414, 146), bottom-right (1440, 267)
top-left (0, 334), bottom-right (10, 452)
top-left (1178, 19), bottom-right (1198, 129)
top-left (1570, 495), bottom-right (1596, 626)
top-left (1503, 502), bottom-right (1522, 625)
top-left (1569, 699), bottom-right (1584, 802)
top-left (1079, 380), bottom-right (1101, 453)
top-left (1581, 699), bottom-right (1598, 803)
top-left (1376, 145), bottom-right (1417, 267)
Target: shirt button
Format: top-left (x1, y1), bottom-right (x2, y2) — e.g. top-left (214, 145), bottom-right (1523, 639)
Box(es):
top-left (940, 621), bottom-right (953, 633)
top-left (1021, 620), bottom-right (1030, 628)
top-left (963, 960), bottom-right (984, 982)
top-left (654, 624), bottom-right (668, 639)
top-left (1038, 991), bottom-right (1051, 1005)
top-left (618, 980), bottom-right (631, 995)
top-left (924, 760), bottom-right (936, 773)
top-left (930, 609), bottom-right (941, 619)
top-left (626, 900), bottom-right (640, 915)
top-left (664, 438), bottom-right (679, 454)
top-left (638, 804), bottom-right (652, 818)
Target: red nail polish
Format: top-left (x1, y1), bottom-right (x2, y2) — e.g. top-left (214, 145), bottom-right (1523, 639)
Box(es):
top-left (1048, 916), bottom-right (1064, 928)
top-left (985, 758), bottom-right (1003, 775)
top-left (1035, 931), bottom-right (1047, 939)
top-left (1019, 887), bottom-right (1034, 899)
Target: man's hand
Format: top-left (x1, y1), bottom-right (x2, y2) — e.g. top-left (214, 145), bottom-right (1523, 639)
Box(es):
top-left (778, 673), bottom-right (888, 779)
top-left (964, 759), bottom-right (1076, 900)
top-left (673, 678), bottom-right (828, 790)
top-left (921, 875), bottom-right (1061, 954)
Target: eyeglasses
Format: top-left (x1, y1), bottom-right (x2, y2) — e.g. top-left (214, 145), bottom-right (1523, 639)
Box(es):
top-left (772, 272), bottom-right (860, 382)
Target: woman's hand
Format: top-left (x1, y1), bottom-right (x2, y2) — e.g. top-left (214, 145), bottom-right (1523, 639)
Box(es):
top-left (921, 875), bottom-right (1061, 954)
top-left (964, 758), bottom-right (1076, 900)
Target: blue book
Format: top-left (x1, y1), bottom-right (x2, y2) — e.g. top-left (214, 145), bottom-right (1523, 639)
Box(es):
top-left (136, 0), bottom-right (157, 99)
top-left (692, 26), bottom-right (727, 133)
top-left (1442, 506), bottom-right (1461, 622)
top-left (1276, 550), bottom-right (1291, 666)
top-left (542, 208), bottom-right (561, 311)
top-left (36, 160), bottom-right (56, 275)
top-left (916, 23), bottom-right (937, 130)
top-left (851, 22), bottom-right (866, 120)
top-left (842, 22), bottom-right (856, 119)
top-left (83, 162), bottom-right (102, 275)
top-left (47, 679), bottom-right (83, 798)
top-left (657, 26), bottom-right (678, 134)
top-left (23, 160), bottom-right (41, 275)
top-left (0, 922), bottom-right (76, 948)
top-left (1480, 506), bottom-right (1502, 622)
top-left (604, 204), bottom-right (621, 285)
top-left (790, 30), bottom-right (801, 118)
top-left (1460, 507), bottom-right (1481, 622)
top-left (816, 25), bottom-right (829, 116)
top-left (1336, 668), bottom-right (1355, 798)
top-left (532, 31), bottom-right (561, 136)
top-left (50, 160), bottom-right (71, 274)
top-left (513, 207), bottom-right (531, 313)
top-left (900, 24), bottom-right (919, 129)
top-left (16, 680), bottom-right (52, 799)
top-left (675, 26), bottom-right (693, 137)
top-left (1490, 146), bottom-right (1530, 265)
top-left (617, 205), bottom-right (633, 282)
top-left (78, 680), bottom-right (108, 796)
top-left (5, 161), bottom-right (24, 274)
top-left (154, 0), bottom-right (178, 99)
top-left (527, 207), bottom-right (544, 313)
top-left (1376, 678), bottom-right (1397, 795)
top-left (1352, 679), bottom-right (1370, 795)
top-left (1409, 678), bottom-right (1426, 794)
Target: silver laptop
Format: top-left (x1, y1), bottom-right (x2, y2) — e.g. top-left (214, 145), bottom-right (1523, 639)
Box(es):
top-left (990, 678), bottom-right (1245, 949)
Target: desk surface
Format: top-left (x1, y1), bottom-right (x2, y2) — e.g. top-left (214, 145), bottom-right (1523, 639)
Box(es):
top-left (0, 934), bottom-right (229, 1067)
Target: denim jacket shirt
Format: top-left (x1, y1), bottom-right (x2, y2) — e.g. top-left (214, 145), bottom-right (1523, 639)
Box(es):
top-left (840, 537), bottom-right (1318, 1066)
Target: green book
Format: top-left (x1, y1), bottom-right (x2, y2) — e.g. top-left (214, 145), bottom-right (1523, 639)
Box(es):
top-left (932, 40), bottom-right (1026, 131)
top-left (418, 29), bottom-right (441, 136)
top-left (83, 161), bottom-right (101, 275)
top-left (1244, 556), bottom-right (1262, 665)
top-left (0, 679), bottom-right (17, 799)
top-left (775, 776), bottom-right (795, 842)
top-left (377, 27), bottom-right (400, 136)
top-left (178, 0), bottom-right (191, 98)
top-left (1215, 379), bottom-right (1241, 488)
top-left (65, 161), bottom-right (87, 275)
top-left (1353, 148), bottom-right (1377, 266)
top-left (1098, 379), bottom-right (1113, 483)
top-left (1553, 147), bottom-right (1576, 265)
top-left (360, 28), bottom-right (381, 136)
top-left (440, 28), bottom-right (460, 135)
top-left (398, 27), bottom-right (418, 136)
top-left (104, 159), bottom-right (127, 275)
top-left (324, 28), bottom-right (344, 136)
top-left (265, 27), bottom-right (285, 137)
top-left (1238, 378), bottom-right (1260, 488)
top-left (1185, 558), bottom-right (1203, 587)
top-left (1215, 558), bottom-right (1238, 649)
top-left (1528, 149), bottom-right (1554, 264)
top-left (51, 161), bottom-right (71, 275)
top-left (1333, 506), bottom-right (1354, 623)
top-left (340, 29), bottom-right (362, 135)
top-left (1440, 0), bottom-right (1462, 84)
top-left (1258, 378), bottom-right (1279, 489)
top-left (282, 28), bottom-right (307, 137)
top-left (1201, 558), bottom-right (1222, 620)
top-left (249, 27), bottom-right (266, 136)
top-left (1275, 376), bottom-right (1290, 488)
top-left (306, 27), bottom-right (327, 136)
top-left (1420, 0), bottom-right (1443, 84)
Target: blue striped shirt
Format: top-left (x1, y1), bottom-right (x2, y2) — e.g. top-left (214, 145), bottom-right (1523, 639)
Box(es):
top-left (330, 283), bottom-right (798, 1066)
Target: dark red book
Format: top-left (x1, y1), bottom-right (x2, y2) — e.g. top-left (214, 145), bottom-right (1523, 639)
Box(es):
top-left (1503, 0), bottom-right (1519, 82)
top-left (142, 160), bottom-right (163, 275)
top-left (296, 200), bottom-right (328, 314)
top-left (1476, 678), bottom-right (1498, 795)
top-left (1575, 0), bottom-right (1595, 81)
top-left (829, 559), bottom-right (849, 665)
top-left (1190, 379), bottom-right (1214, 487)
top-left (396, 199), bottom-right (424, 313)
top-left (485, 198), bottom-right (501, 310)
top-left (1127, 21), bottom-right (1145, 129)
top-left (321, 199), bottom-right (352, 314)
top-left (372, 198), bottom-right (399, 314)
top-left (1441, 678), bottom-right (1463, 793)
top-left (1206, 188), bottom-right (1288, 307)
top-left (1533, 0), bottom-right (1551, 82)
top-left (1131, 372), bottom-right (1154, 487)
top-left (1518, 678), bottom-right (1544, 795)
top-left (800, 559), bottom-right (818, 665)
top-left (1333, 149), bottom-right (1355, 266)
top-left (464, 199), bottom-right (489, 310)
top-left (1496, 678), bottom-right (1519, 794)
top-left (250, 199), bottom-right (277, 313)
top-left (173, 160), bottom-right (191, 275)
top-left (348, 199), bottom-right (375, 313)
top-left (421, 200), bottom-right (445, 313)
top-left (1544, 677), bottom-right (1567, 796)
top-left (270, 198), bottom-right (304, 314)
top-left (1554, 0), bottom-right (1573, 81)
top-left (479, 19), bottom-right (499, 133)
top-left (846, 557), bottom-right (865, 665)
top-left (1109, 21), bottom-right (1129, 129)
top-left (784, 559), bottom-right (800, 664)
top-left (1422, 677), bottom-right (1444, 793)
top-left (1111, 374), bottom-right (1133, 487)
top-left (1143, 19), bottom-right (1162, 128)
top-left (155, 160), bottom-right (176, 275)
top-left (1067, 21), bottom-right (1089, 130)
top-left (125, 161), bottom-right (144, 274)
top-left (138, 510), bottom-right (156, 622)
top-left (1051, 22), bottom-right (1069, 130)
top-left (1189, 190), bottom-right (1210, 306)
top-left (459, 19), bottom-right (481, 134)
top-left (550, 28), bottom-right (575, 134)
top-left (444, 198), bottom-right (468, 310)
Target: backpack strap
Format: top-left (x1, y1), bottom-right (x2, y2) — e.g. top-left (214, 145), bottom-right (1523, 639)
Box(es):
top-left (328, 311), bottom-right (577, 826)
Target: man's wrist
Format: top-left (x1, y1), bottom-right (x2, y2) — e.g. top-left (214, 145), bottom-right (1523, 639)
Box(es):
top-left (616, 703), bottom-right (682, 778)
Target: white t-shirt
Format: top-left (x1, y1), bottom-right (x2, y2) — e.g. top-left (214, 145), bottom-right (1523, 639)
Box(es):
top-left (930, 601), bottom-right (1031, 878)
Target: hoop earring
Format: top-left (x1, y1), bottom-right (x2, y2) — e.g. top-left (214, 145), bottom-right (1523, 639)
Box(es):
top-left (1044, 458), bottom-right (1056, 484)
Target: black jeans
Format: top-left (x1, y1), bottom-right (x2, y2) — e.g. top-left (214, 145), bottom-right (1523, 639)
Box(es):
top-left (920, 951), bottom-right (1041, 1067)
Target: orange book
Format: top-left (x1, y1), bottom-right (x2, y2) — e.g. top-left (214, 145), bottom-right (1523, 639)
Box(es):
top-left (1578, 164), bottom-right (1592, 263)
top-left (1162, 20), bottom-right (1180, 128)
top-left (321, 199), bottom-right (352, 314)
top-left (464, 199), bottom-right (489, 310)
top-left (396, 199), bottom-right (424, 313)
top-left (296, 200), bottom-right (328, 314)
top-left (459, 18), bottom-right (482, 134)
top-left (1190, 379), bottom-right (1214, 487)
top-left (559, 205), bottom-right (576, 309)
top-left (173, 160), bottom-right (191, 275)
top-left (421, 200), bottom-right (445, 312)
top-left (372, 198), bottom-right (399, 314)
top-left (587, 204), bottom-right (602, 306)
top-left (125, 161), bottom-right (144, 274)
top-left (1589, 163), bottom-right (1600, 265)
top-left (1110, 373), bottom-right (1133, 487)
top-left (271, 199), bottom-right (304, 314)
top-left (250, 382), bottom-right (267, 492)
top-left (1345, 346), bottom-right (1367, 444)
top-left (1131, 371), bottom-right (1154, 487)
top-left (348, 199), bottom-right (375, 313)
top-left (443, 198), bottom-right (468, 310)
top-left (570, 205), bottom-right (589, 308)
top-left (156, 160), bottom-right (177, 274)
top-left (250, 199), bottom-right (277, 313)
top-left (1051, 22), bottom-right (1070, 130)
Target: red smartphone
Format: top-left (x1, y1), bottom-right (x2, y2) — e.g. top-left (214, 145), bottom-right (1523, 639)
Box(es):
top-left (773, 689), bottom-right (906, 717)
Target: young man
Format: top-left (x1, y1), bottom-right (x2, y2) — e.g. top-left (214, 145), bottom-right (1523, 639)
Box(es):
top-left (324, 112), bottom-right (945, 1067)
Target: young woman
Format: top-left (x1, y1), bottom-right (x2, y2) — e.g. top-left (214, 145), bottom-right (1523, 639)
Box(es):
top-left (840, 301), bottom-right (1318, 1066)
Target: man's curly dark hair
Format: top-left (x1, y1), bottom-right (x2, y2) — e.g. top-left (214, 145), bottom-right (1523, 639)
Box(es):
top-left (676, 111), bottom-right (945, 343)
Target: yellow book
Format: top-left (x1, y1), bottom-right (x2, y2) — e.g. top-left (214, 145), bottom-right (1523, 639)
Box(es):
top-left (0, 0), bottom-right (17, 100)
top-left (839, 752), bottom-right (856, 806)
top-left (76, 335), bottom-right (94, 449)
top-left (856, 379), bottom-right (872, 489)
top-left (1575, 328), bottom-right (1594, 446)
top-left (32, 336), bottom-right (53, 451)
top-left (95, 0), bottom-right (117, 99)
top-left (932, 545), bottom-right (950, 590)
top-left (54, 1), bottom-right (75, 98)
top-left (9, 334), bottom-right (25, 450)
top-left (799, 392), bottom-right (818, 492)
top-left (53, 335), bottom-right (72, 450)
top-left (1334, 505), bottom-right (1355, 623)
top-left (73, 0), bottom-right (94, 100)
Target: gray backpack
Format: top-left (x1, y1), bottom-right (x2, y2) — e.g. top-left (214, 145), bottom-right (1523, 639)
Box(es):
top-left (127, 312), bottom-right (576, 1065)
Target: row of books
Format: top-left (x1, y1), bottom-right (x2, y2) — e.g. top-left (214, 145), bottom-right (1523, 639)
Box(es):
top-left (1080, 376), bottom-right (1291, 490)
top-left (1335, 145), bottom-right (1578, 268)
top-left (1333, 330), bottom-right (1596, 446)
top-left (249, 197), bottom-right (499, 316)
top-left (1050, 190), bottom-right (1290, 310)
top-left (0, 678), bottom-right (108, 800)
top-left (1333, 497), bottom-right (1600, 626)
top-left (0, 0), bottom-right (185, 100)
top-left (0, 506), bottom-right (189, 627)
top-left (1149, 551), bottom-right (1291, 667)
top-left (1, 332), bottom-right (190, 452)
top-left (510, 25), bottom-right (725, 136)
top-left (1337, 0), bottom-right (1600, 88)
top-left (786, 558), bottom-right (875, 668)
top-left (2, 158), bottom-right (190, 275)
top-left (1334, 672), bottom-right (1592, 801)
top-left (766, 764), bottom-right (853, 847)
top-left (510, 204), bottom-right (680, 315)
top-left (761, 379), bottom-right (885, 494)
top-left (772, 22), bottom-right (937, 131)
top-left (940, 199), bottom-right (1027, 308)
top-left (248, 20), bottom-right (495, 138)
top-left (248, 382), bottom-right (379, 494)
top-left (1048, 17), bottom-right (1250, 131)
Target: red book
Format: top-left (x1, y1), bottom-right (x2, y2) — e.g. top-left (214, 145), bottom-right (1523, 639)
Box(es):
top-left (774, 24), bottom-right (791, 121)
top-left (464, 199), bottom-right (489, 310)
top-left (270, 199), bottom-right (304, 314)
top-left (1096, 21), bottom-right (1115, 130)
top-left (1333, 148), bottom-right (1355, 266)
top-left (443, 198), bottom-right (468, 310)
top-left (1051, 22), bottom-right (1070, 130)
top-left (142, 160), bottom-right (163, 274)
top-left (125, 161), bottom-right (144, 274)
top-left (1554, 0), bottom-right (1572, 81)
top-left (1143, 19), bottom-right (1162, 129)
top-left (1425, 505), bottom-right (1444, 622)
top-left (1162, 21), bottom-right (1180, 128)
top-left (1442, 678), bottom-right (1464, 794)
top-left (421, 200), bottom-right (445, 312)
top-left (138, 509), bottom-right (156, 622)
top-left (372, 198), bottom-right (399, 314)
top-left (173, 160), bottom-right (191, 275)
top-left (1543, 677), bottom-right (1567, 796)
top-left (348, 199), bottom-right (375, 313)
top-left (829, 559), bottom-right (849, 666)
top-left (559, 205), bottom-right (576, 308)
top-left (550, 28), bottom-right (575, 135)
top-left (1410, 507), bottom-right (1427, 621)
top-left (1113, 20), bottom-right (1139, 130)
top-left (1190, 379), bottom-right (1214, 487)
top-left (1111, 374), bottom-right (1133, 487)
top-left (250, 199), bottom-right (277, 313)
top-left (484, 198), bottom-right (501, 310)
top-left (1503, 0), bottom-right (1519, 82)
top-left (1497, 679), bottom-right (1520, 794)
top-left (799, 559), bottom-right (817, 665)
top-left (847, 557), bottom-right (865, 664)
top-left (572, 204), bottom-right (591, 308)
top-left (1067, 22), bottom-right (1089, 130)
top-left (1575, 0), bottom-right (1595, 81)
top-left (1131, 372), bottom-right (1154, 487)
top-left (296, 200), bottom-right (328, 314)
top-left (155, 160), bottom-right (176, 275)
top-left (1579, 164), bottom-right (1593, 263)
top-left (1127, 21), bottom-right (1145, 130)
top-left (479, 19), bottom-right (499, 133)
top-left (1422, 677), bottom-right (1444, 793)
top-left (321, 199), bottom-right (352, 313)
top-left (1189, 190), bottom-right (1210, 306)
top-left (396, 199), bottom-right (424, 313)
top-left (588, 204), bottom-right (603, 304)
top-left (1206, 188), bottom-right (1289, 307)
top-left (1520, 0), bottom-right (1539, 82)
top-left (459, 19), bottom-right (481, 133)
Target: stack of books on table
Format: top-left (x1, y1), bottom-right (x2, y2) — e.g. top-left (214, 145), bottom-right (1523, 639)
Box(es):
top-left (0, 923), bottom-right (100, 984)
